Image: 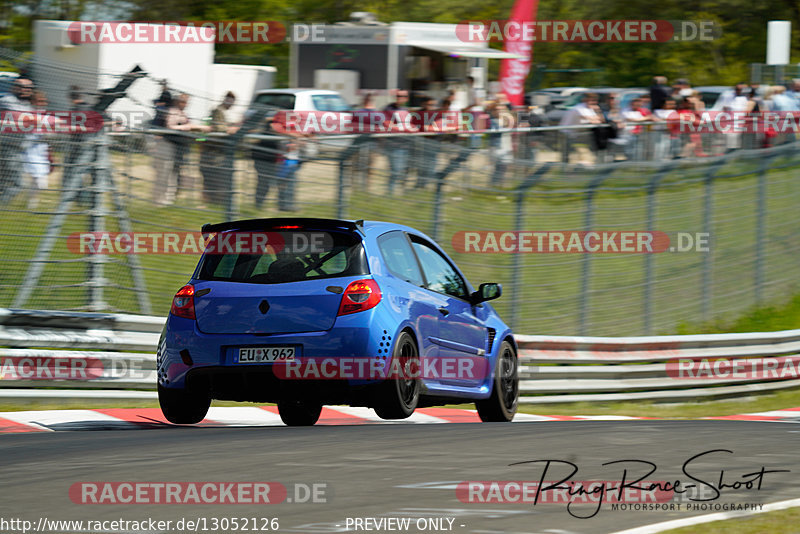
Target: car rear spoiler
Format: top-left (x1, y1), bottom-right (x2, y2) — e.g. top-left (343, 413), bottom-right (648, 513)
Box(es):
top-left (201, 218), bottom-right (365, 235)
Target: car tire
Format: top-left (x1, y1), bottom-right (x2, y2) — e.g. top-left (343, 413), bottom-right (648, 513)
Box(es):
top-left (278, 398), bottom-right (323, 426)
top-left (158, 384), bottom-right (211, 424)
top-left (374, 330), bottom-right (420, 420)
top-left (476, 341), bottom-right (518, 422)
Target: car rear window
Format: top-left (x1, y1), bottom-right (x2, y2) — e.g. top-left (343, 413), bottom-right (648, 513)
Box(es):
top-left (311, 94), bottom-right (351, 111)
top-left (195, 230), bottom-right (368, 284)
top-left (253, 93), bottom-right (296, 109)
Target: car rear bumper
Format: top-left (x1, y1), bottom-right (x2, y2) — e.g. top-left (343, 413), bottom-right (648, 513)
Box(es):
top-left (158, 311), bottom-right (394, 395)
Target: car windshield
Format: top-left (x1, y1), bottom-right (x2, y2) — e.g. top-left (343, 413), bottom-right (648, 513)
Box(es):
top-left (253, 93), bottom-right (297, 109)
top-left (311, 94), bottom-right (351, 111)
top-left (195, 230), bottom-right (368, 284)
top-left (561, 92), bottom-right (586, 107)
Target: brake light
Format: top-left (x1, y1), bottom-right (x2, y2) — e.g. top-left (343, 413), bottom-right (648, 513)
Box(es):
top-left (171, 284), bottom-right (196, 319)
top-left (338, 279), bottom-right (381, 316)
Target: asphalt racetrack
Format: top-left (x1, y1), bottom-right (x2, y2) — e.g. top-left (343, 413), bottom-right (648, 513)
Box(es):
top-left (1, 419), bottom-right (799, 534)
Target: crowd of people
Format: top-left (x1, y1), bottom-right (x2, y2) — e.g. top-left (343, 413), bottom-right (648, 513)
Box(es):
top-left (559, 76), bottom-right (800, 163)
top-left (350, 83), bottom-right (539, 195)
top-left (6, 73), bottom-right (800, 212)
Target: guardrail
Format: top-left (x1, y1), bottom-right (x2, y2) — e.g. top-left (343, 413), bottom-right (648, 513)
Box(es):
top-left (1, 309), bottom-right (798, 403)
top-left (0, 309), bottom-right (161, 398)
top-left (516, 333), bottom-right (800, 403)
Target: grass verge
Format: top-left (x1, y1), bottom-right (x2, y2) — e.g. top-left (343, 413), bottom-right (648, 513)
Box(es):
top-left (658, 507), bottom-right (800, 534)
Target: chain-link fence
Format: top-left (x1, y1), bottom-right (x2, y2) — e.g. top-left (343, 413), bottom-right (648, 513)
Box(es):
top-left (2, 48), bottom-right (800, 336)
top-left (2, 122), bottom-right (800, 336)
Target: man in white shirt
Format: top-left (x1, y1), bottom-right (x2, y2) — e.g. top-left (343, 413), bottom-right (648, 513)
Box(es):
top-left (559, 93), bottom-right (602, 163)
top-left (0, 77), bottom-right (34, 204)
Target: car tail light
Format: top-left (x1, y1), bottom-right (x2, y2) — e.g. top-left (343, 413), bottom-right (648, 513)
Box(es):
top-left (171, 284), bottom-right (196, 319)
top-left (338, 279), bottom-right (381, 316)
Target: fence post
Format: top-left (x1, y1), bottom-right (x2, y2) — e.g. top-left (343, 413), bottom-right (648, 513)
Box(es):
top-left (87, 133), bottom-right (109, 310)
top-left (430, 142), bottom-right (472, 243)
top-left (755, 151), bottom-right (777, 305)
top-left (337, 155), bottom-right (349, 220)
top-left (510, 163), bottom-right (553, 331)
top-left (336, 135), bottom-right (370, 219)
top-left (701, 157), bottom-right (727, 321)
top-left (225, 134), bottom-right (238, 221)
top-left (579, 166), bottom-right (616, 335)
top-left (644, 162), bottom-right (676, 335)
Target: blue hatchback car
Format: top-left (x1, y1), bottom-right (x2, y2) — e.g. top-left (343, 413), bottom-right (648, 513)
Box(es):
top-left (157, 218), bottom-right (518, 425)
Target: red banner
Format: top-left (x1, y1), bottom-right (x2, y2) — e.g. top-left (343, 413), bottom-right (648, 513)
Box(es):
top-left (499, 0), bottom-right (539, 106)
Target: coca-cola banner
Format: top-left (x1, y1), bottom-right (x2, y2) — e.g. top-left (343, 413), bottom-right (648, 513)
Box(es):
top-left (499, 0), bottom-right (539, 106)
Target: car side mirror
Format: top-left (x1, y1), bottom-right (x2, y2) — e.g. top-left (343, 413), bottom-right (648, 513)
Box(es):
top-left (471, 283), bottom-right (502, 305)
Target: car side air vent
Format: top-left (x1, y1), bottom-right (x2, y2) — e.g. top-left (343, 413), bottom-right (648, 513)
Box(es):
top-left (487, 328), bottom-right (496, 353)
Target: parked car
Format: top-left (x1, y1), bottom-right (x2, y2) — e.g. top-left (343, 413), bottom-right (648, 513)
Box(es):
top-left (696, 86), bottom-right (733, 110)
top-left (544, 87), bottom-right (641, 125)
top-left (157, 218), bottom-right (518, 426)
top-left (250, 88), bottom-right (352, 112)
top-left (526, 86), bottom-right (588, 110)
top-left (247, 89), bottom-right (353, 150)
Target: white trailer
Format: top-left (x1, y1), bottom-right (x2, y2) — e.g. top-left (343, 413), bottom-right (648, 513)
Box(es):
top-left (33, 20), bottom-right (273, 123)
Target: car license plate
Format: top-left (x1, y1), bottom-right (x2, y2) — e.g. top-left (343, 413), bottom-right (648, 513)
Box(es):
top-left (237, 346), bottom-right (296, 363)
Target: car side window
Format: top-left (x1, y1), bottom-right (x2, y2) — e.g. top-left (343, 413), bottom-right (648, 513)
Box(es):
top-left (377, 232), bottom-right (423, 286)
top-left (410, 238), bottom-right (469, 299)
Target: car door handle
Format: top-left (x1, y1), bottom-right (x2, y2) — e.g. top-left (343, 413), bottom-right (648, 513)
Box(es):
top-left (437, 307), bottom-right (450, 316)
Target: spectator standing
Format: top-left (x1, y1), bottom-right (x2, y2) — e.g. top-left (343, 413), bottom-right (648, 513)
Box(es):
top-left (761, 87), bottom-right (780, 147)
top-left (558, 92), bottom-right (602, 163)
top-left (786, 79), bottom-right (800, 108)
top-left (0, 77), bottom-right (34, 204)
top-left (199, 91), bottom-right (238, 209)
top-left (252, 115), bottom-right (283, 210)
top-left (353, 92), bottom-right (377, 188)
top-left (487, 100), bottom-right (515, 185)
top-left (152, 80), bottom-right (172, 128)
top-left (275, 138), bottom-right (301, 211)
top-left (722, 83), bottom-right (750, 152)
top-left (410, 96), bottom-right (438, 189)
top-left (649, 76), bottom-right (671, 111)
top-left (675, 78), bottom-right (693, 98)
top-left (593, 94), bottom-right (621, 162)
top-left (622, 97), bottom-right (653, 160)
top-left (521, 105), bottom-right (545, 162)
top-left (653, 97), bottom-right (678, 160)
top-left (675, 97), bottom-right (706, 158)
top-left (24, 90), bottom-right (52, 208)
top-left (769, 85), bottom-right (795, 111)
top-left (152, 93), bottom-right (210, 205)
top-left (383, 90), bottom-right (411, 195)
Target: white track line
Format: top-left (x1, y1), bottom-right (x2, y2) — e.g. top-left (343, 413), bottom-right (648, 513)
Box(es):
top-left (510, 413), bottom-right (564, 422)
top-left (746, 410), bottom-right (800, 418)
top-left (205, 407), bottom-right (284, 426)
top-left (324, 406), bottom-right (450, 424)
top-left (609, 497), bottom-right (800, 534)
top-left (0, 409), bottom-right (136, 430)
top-left (574, 415), bottom-right (643, 420)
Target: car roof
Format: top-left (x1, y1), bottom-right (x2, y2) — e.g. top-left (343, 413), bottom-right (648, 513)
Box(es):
top-left (254, 89), bottom-right (342, 96)
top-left (694, 86), bottom-right (731, 92)
top-left (533, 86), bottom-right (588, 94)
